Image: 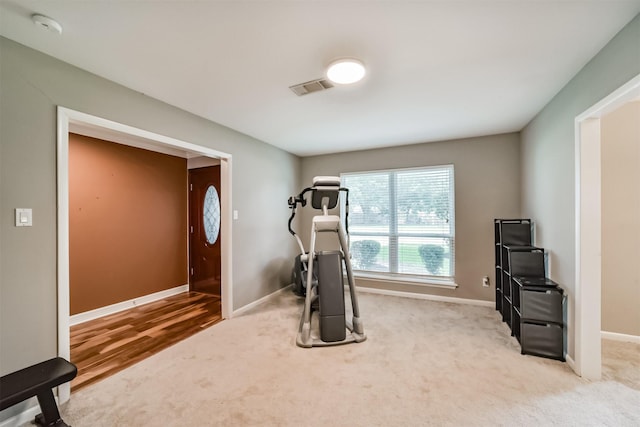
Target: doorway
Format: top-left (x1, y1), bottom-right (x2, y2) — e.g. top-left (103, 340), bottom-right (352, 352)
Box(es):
top-left (189, 166), bottom-right (222, 295)
top-left (574, 73), bottom-right (640, 380)
top-left (57, 107), bottom-right (234, 404)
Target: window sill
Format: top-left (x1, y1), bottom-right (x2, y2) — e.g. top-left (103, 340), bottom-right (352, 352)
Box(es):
top-left (352, 272), bottom-right (458, 289)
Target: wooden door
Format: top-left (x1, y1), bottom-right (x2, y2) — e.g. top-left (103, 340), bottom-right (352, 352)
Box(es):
top-left (189, 166), bottom-right (222, 295)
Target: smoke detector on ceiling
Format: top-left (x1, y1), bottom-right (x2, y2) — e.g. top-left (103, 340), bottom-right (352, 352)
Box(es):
top-left (31, 14), bottom-right (63, 35)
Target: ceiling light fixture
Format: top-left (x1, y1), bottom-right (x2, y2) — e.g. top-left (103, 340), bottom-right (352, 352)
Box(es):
top-left (326, 58), bottom-right (366, 85)
top-left (31, 14), bottom-right (63, 35)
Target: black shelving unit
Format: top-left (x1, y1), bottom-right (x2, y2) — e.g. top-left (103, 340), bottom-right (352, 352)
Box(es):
top-left (494, 219), bottom-right (532, 317)
top-left (494, 219), bottom-right (564, 361)
top-left (503, 245), bottom-right (544, 328)
top-left (512, 277), bottom-right (564, 361)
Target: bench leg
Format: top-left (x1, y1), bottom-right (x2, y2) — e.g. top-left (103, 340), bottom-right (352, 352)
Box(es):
top-left (34, 390), bottom-right (70, 427)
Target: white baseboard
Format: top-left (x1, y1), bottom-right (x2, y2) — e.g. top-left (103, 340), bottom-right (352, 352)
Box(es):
top-left (0, 396), bottom-right (50, 427)
top-left (70, 284), bottom-right (189, 326)
top-left (233, 285), bottom-right (290, 317)
top-left (601, 331), bottom-right (640, 344)
top-left (355, 286), bottom-right (494, 307)
top-left (565, 353), bottom-right (577, 374)
top-left (230, 284), bottom-right (493, 319)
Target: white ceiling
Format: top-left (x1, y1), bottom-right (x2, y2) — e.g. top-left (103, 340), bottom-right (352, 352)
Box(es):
top-left (1, 1), bottom-right (639, 156)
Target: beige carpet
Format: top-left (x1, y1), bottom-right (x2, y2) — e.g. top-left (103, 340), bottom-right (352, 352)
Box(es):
top-left (55, 291), bottom-right (639, 426)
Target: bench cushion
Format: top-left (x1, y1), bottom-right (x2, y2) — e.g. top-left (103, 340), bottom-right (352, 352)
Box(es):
top-left (0, 357), bottom-right (77, 410)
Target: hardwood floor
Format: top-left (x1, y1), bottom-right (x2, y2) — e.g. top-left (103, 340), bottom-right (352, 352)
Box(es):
top-left (70, 291), bottom-right (222, 392)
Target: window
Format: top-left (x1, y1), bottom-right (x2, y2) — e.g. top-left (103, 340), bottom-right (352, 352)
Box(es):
top-left (203, 185), bottom-right (220, 245)
top-left (341, 165), bottom-right (455, 281)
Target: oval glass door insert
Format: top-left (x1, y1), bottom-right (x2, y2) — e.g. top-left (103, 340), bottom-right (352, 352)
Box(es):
top-left (203, 185), bottom-right (220, 244)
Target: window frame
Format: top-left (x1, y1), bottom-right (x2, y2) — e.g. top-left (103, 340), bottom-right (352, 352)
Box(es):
top-left (341, 165), bottom-right (456, 288)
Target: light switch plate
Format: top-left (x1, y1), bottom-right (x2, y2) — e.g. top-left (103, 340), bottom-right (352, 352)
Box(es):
top-left (15, 208), bottom-right (33, 227)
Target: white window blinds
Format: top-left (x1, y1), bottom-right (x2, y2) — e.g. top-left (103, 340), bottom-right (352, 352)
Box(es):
top-left (342, 165), bottom-right (455, 279)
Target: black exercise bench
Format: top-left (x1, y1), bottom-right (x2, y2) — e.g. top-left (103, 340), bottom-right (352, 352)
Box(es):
top-left (0, 357), bottom-right (77, 427)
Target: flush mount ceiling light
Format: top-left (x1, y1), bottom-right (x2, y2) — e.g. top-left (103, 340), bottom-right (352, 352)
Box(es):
top-left (326, 58), bottom-right (366, 85)
top-left (31, 14), bottom-right (63, 35)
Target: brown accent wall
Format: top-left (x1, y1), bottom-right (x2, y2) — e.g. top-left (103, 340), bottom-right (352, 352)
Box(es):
top-left (69, 133), bottom-right (188, 314)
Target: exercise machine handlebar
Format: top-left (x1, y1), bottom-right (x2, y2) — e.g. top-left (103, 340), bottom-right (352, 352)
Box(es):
top-left (287, 186), bottom-right (350, 238)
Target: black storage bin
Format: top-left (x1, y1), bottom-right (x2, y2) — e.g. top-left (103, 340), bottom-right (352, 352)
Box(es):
top-left (501, 223), bottom-right (532, 245)
top-left (521, 322), bottom-right (564, 360)
top-left (513, 277), bottom-right (556, 308)
top-left (510, 250), bottom-right (545, 277)
top-left (521, 289), bottom-right (563, 324)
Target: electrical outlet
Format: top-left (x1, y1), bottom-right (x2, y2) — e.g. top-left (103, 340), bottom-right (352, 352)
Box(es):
top-left (482, 276), bottom-right (490, 287)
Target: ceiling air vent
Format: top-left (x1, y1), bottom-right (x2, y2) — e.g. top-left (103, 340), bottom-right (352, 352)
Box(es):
top-left (289, 78), bottom-right (334, 96)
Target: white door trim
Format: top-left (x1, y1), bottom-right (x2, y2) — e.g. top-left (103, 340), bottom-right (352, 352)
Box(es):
top-left (56, 107), bottom-right (234, 403)
top-left (573, 73), bottom-right (640, 380)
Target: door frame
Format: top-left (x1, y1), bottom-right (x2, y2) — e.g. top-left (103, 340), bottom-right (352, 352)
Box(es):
top-left (56, 107), bottom-right (234, 403)
top-left (573, 73), bottom-right (640, 380)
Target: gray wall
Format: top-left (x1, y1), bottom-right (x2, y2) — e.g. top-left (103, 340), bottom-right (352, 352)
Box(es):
top-left (0, 37), bottom-right (300, 384)
top-left (520, 15), bottom-right (640, 357)
top-left (601, 101), bottom-right (640, 337)
top-left (301, 133), bottom-right (521, 301)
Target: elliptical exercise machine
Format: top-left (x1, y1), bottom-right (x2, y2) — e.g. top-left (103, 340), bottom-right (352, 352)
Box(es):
top-left (287, 176), bottom-right (366, 348)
